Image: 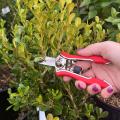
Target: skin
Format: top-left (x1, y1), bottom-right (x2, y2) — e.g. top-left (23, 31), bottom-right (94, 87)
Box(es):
top-left (63, 41), bottom-right (120, 98)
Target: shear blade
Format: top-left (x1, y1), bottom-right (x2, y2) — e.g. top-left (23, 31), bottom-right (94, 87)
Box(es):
top-left (39, 57), bottom-right (56, 67)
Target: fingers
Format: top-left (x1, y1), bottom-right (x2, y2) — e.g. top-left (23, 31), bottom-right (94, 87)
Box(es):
top-left (87, 83), bottom-right (101, 95)
top-left (87, 84), bottom-right (114, 98)
top-left (77, 41), bottom-right (120, 67)
top-left (74, 80), bottom-right (115, 98)
top-left (82, 69), bottom-right (95, 78)
top-left (77, 41), bottom-right (116, 57)
top-left (63, 76), bottom-right (71, 82)
top-left (75, 81), bottom-right (102, 95)
top-left (75, 80), bottom-right (86, 90)
top-left (77, 42), bottom-right (105, 56)
top-left (100, 86), bottom-right (115, 98)
top-left (63, 63), bottom-right (115, 98)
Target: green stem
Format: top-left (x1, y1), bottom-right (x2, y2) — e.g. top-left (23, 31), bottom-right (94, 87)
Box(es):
top-left (63, 83), bottom-right (78, 114)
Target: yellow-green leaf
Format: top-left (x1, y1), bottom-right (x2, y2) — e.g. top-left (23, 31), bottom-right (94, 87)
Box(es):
top-left (36, 95), bottom-right (43, 104)
top-left (59, 0), bottom-right (65, 9)
top-left (17, 43), bottom-right (26, 58)
top-left (68, 13), bottom-right (75, 24)
top-left (75, 17), bottom-right (81, 27)
top-left (47, 113), bottom-right (53, 120)
top-left (66, 0), bottom-right (72, 4)
top-left (67, 3), bottom-right (75, 14)
top-left (96, 24), bottom-right (102, 30)
top-left (95, 16), bottom-right (99, 23)
top-left (53, 117), bottom-right (59, 120)
top-left (60, 11), bottom-right (65, 21)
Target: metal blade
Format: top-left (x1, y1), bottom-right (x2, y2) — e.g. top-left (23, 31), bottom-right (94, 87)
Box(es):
top-left (39, 56), bottom-right (56, 67)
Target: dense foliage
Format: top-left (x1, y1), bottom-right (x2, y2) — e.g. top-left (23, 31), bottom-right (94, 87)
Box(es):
top-left (74, 0), bottom-right (120, 41)
top-left (0, 0), bottom-right (120, 120)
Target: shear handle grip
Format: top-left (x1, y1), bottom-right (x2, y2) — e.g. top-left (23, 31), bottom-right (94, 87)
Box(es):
top-left (56, 71), bottom-right (109, 88)
top-left (61, 51), bottom-right (109, 64)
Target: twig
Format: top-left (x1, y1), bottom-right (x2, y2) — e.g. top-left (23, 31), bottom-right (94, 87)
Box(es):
top-left (63, 83), bottom-right (78, 111)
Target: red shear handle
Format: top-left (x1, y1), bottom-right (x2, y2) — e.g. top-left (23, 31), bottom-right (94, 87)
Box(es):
top-left (56, 71), bottom-right (110, 88)
top-left (61, 51), bottom-right (109, 64)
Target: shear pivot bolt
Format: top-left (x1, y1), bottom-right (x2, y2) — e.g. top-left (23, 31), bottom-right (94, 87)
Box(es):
top-left (56, 61), bottom-right (62, 67)
top-left (73, 66), bottom-right (82, 74)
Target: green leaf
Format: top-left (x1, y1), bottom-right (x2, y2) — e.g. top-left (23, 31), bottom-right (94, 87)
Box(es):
top-left (100, 111), bottom-right (108, 118)
top-left (89, 104), bottom-right (93, 112)
top-left (111, 7), bottom-right (119, 17)
top-left (6, 105), bottom-right (13, 110)
top-left (80, 0), bottom-right (91, 7)
top-left (54, 103), bottom-right (63, 115)
top-left (100, 2), bottom-right (112, 7)
top-left (105, 17), bottom-right (120, 25)
top-left (105, 17), bottom-right (113, 23)
top-left (0, 19), bottom-right (6, 28)
top-left (13, 105), bottom-right (20, 111)
top-left (88, 10), bottom-right (97, 19)
top-left (90, 115), bottom-right (95, 120)
top-left (34, 57), bottom-right (44, 63)
top-left (115, 0), bottom-right (120, 4)
top-left (24, 86), bottom-right (30, 95)
top-left (118, 23), bottom-right (120, 30)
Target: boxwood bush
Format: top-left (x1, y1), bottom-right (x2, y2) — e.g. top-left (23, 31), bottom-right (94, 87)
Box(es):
top-left (1, 0), bottom-right (120, 119)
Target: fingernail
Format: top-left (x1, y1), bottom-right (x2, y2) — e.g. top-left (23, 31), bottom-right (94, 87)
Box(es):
top-left (92, 85), bottom-right (99, 92)
top-left (107, 87), bottom-right (113, 93)
top-left (78, 84), bottom-right (84, 90)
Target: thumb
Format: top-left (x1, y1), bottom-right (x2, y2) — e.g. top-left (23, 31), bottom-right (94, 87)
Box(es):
top-left (77, 42), bottom-right (105, 56)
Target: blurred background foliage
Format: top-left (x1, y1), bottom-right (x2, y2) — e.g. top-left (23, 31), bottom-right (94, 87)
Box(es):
top-left (74, 0), bottom-right (120, 19)
top-left (0, 0), bottom-right (16, 36)
top-left (73, 0), bottom-right (120, 41)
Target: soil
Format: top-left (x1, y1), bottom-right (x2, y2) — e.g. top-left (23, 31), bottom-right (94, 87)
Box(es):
top-left (0, 65), bottom-right (13, 91)
top-left (100, 93), bottom-right (120, 108)
top-left (0, 90), bottom-right (18, 120)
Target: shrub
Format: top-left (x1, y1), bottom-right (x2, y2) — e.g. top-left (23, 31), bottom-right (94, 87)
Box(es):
top-left (0, 0), bottom-right (108, 119)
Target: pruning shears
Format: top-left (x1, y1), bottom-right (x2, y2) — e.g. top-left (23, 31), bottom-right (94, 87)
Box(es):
top-left (39, 51), bottom-right (111, 89)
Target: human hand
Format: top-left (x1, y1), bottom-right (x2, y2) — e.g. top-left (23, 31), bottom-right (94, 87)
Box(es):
top-left (63, 41), bottom-right (120, 98)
